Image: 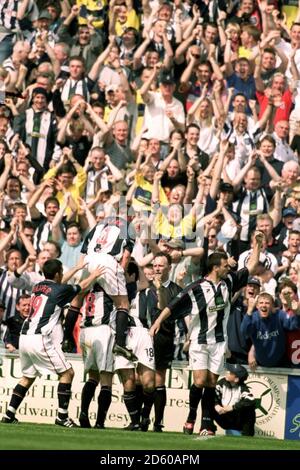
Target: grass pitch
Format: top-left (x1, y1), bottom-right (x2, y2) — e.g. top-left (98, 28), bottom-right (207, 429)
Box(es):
top-left (1, 423), bottom-right (300, 450)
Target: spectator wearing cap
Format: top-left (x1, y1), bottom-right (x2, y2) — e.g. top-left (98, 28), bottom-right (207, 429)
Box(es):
top-left (14, 87), bottom-right (57, 171)
top-left (274, 207), bottom-right (297, 249)
top-left (213, 363), bottom-right (256, 436)
top-left (241, 291), bottom-right (300, 367)
top-left (227, 277), bottom-right (261, 365)
top-left (141, 67), bottom-right (185, 153)
top-left (27, 9), bottom-right (56, 56)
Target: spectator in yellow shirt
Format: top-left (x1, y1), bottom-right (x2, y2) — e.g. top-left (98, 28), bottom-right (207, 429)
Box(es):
top-left (109, 1), bottom-right (140, 38)
top-left (44, 151), bottom-right (87, 219)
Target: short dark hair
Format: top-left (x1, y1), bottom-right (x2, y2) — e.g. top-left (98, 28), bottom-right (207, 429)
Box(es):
top-left (278, 279), bottom-right (298, 295)
top-left (44, 240), bottom-right (62, 258)
top-left (127, 261), bottom-right (139, 281)
top-left (57, 162), bottom-right (76, 177)
top-left (43, 259), bottom-right (63, 279)
top-left (67, 222), bottom-right (81, 232)
top-left (186, 123), bottom-right (200, 133)
top-left (153, 251), bottom-right (172, 266)
top-left (206, 252), bottom-right (228, 273)
top-left (16, 294), bottom-right (31, 304)
top-left (44, 196), bottom-right (59, 209)
top-left (24, 221), bottom-right (35, 230)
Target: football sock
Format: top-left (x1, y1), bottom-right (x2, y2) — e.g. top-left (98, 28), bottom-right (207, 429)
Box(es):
top-left (57, 382), bottom-right (72, 420)
top-left (123, 391), bottom-right (139, 425)
top-left (187, 384), bottom-right (203, 423)
top-left (141, 389), bottom-right (155, 420)
top-left (115, 309), bottom-right (129, 348)
top-left (64, 306), bottom-right (80, 339)
top-left (201, 387), bottom-right (216, 431)
top-left (135, 383), bottom-right (144, 419)
top-left (96, 386), bottom-right (112, 426)
top-left (154, 386), bottom-right (166, 426)
top-left (6, 384), bottom-right (28, 418)
top-left (81, 379), bottom-right (98, 415)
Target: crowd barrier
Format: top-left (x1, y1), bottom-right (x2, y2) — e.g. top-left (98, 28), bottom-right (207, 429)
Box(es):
top-left (1, 350), bottom-right (300, 440)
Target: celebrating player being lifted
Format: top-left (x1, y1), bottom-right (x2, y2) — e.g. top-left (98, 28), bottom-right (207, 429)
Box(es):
top-left (81, 215), bottom-right (137, 361)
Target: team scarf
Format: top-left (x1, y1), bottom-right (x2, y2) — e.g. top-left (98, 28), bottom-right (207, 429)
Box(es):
top-left (60, 78), bottom-right (89, 106)
top-left (25, 108), bottom-right (51, 166)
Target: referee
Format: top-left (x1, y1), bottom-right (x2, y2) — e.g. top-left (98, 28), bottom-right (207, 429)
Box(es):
top-left (150, 232), bottom-right (263, 436)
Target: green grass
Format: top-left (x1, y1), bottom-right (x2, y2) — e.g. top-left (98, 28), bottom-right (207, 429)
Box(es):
top-left (1, 423), bottom-right (300, 450)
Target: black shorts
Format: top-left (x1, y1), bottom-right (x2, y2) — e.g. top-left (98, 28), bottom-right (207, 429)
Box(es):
top-left (154, 331), bottom-right (174, 370)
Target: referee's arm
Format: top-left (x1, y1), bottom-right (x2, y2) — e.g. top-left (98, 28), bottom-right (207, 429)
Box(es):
top-left (247, 231), bottom-right (264, 275)
top-left (149, 307), bottom-right (171, 336)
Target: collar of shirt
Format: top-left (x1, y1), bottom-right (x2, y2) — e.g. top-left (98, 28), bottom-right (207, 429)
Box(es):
top-left (162, 280), bottom-right (171, 288)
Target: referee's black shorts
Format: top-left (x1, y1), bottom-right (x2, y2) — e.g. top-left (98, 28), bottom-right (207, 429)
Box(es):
top-left (154, 331), bottom-right (174, 370)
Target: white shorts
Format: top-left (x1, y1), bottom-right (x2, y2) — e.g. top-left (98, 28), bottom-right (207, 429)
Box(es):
top-left (19, 334), bottom-right (71, 378)
top-left (114, 327), bottom-right (155, 371)
top-left (189, 341), bottom-right (226, 375)
top-left (85, 253), bottom-right (127, 296)
top-left (80, 324), bottom-right (114, 373)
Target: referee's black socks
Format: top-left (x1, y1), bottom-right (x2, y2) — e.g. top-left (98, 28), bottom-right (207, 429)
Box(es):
top-left (154, 386), bottom-right (166, 426)
top-left (187, 384), bottom-right (203, 423)
top-left (141, 389), bottom-right (155, 420)
top-left (96, 386), bottom-right (112, 427)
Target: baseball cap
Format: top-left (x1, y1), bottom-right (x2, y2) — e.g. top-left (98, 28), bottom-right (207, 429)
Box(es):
top-left (38, 9), bottom-right (52, 20)
top-left (247, 276), bottom-right (261, 287)
top-left (282, 207), bottom-right (297, 218)
top-left (165, 239), bottom-right (185, 249)
top-left (159, 71), bottom-right (174, 85)
top-left (219, 182), bottom-right (234, 193)
top-left (226, 363), bottom-right (248, 382)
